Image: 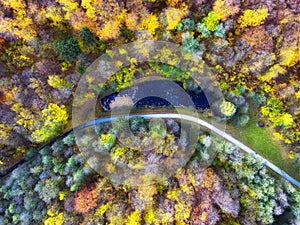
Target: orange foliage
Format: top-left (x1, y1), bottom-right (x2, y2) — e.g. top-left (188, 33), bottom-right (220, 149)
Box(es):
top-left (70, 10), bottom-right (100, 34)
top-left (0, 37), bottom-right (6, 54)
top-left (241, 26), bottom-right (274, 52)
top-left (202, 168), bottom-right (221, 191)
top-left (125, 13), bottom-right (139, 31)
top-left (74, 185), bottom-right (99, 214)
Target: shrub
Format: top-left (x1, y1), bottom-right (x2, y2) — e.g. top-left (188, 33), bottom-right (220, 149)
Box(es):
top-left (53, 39), bottom-right (81, 62)
top-left (247, 91), bottom-right (266, 108)
top-left (233, 115), bottom-right (250, 127)
top-left (220, 101), bottom-right (237, 117)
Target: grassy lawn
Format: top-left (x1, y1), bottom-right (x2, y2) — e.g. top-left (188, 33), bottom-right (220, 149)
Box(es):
top-left (224, 107), bottom-right (300, 181)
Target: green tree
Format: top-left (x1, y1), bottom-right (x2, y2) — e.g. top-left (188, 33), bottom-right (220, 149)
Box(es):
top-left (80, 27), bottom-right (96, 46)
top-left (129, 116), bottom-right (146, 132)
top-left (149, 119), bottom-right (167, 139)
top-left (53, 39), bottom-right (81, 62)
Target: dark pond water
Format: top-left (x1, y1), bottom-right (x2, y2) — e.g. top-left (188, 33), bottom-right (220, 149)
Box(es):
top-left (101, 81), bottom-right (209, 110)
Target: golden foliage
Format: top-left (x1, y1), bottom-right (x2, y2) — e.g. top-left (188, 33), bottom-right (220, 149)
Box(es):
top-left (44, 6), bottom-right (65, 29)
top-left (97, 20), bottom-right (122, 40)
top-left (165, 7), bottom-right (186, 31)
top-left (126, 210), bottom-right (142, 225)
top-left (141, 14), bottom-right (160, 35)
top-left (238, 8), bottom-right (269, 29)
top-left (2, 0), bottom-right (26, 19)
top-left (279, 46), bottom-right (300, 67)
top-left (166, 0), bottom-right (179, 7)
top-left (258, 64), bottom-right (286, 82)
top-left (44, 209), bottom-right (64, 225)
top-left (55, 0), bottom-right (79, 20)
top-left (213, 0), bottom-right (240, 21)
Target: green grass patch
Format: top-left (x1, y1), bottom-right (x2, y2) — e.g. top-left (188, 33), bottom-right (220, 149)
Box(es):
top-left (225, 107), bottom-right (300, 181)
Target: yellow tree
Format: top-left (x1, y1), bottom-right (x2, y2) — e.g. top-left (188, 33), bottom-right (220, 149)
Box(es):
top-left (0, 0), bottom-right (37, 40)
top-left (213, 0), bottom-right (240, 21)
top-left (164, 7), bottom-right (187, 31)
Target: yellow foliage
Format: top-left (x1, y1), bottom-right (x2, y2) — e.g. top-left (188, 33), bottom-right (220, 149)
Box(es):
top-left (59, 191), bottom-right (68, 201)
top-left (141, 14), bottom-right (160, 35)
top-left (144, 208), bottom-right (156, 224)
top-left (97, 20), bottom-right (121, 40)
top-left (60, 61), bottom-right (72, 72)
top-left (48, 75), bottom-right (72, 89)
top-left (126, 210), bottom-right (142, 225)
top-left (289, 151), bottom-right (295, 159)
top-left (44, 209), bottom-right (64, 225)
top-left (213, 0), bottom-right (240, 21)
top-left (278, 113), bottom-right (294, 128)
top-left (166, 0), bottom-right (178, 7)
top-left (1, 17), bottom-right (37, 41)
top-left (0, 123), bottom-right (12, 141)
top-left (165, 7), bottom-right (186, 31)
top-left (279, 46), bottom-right (299, 67)
top-left (42, 103), bottom-right (68, 125)
top-left (137, 184), bottom-right (157, 206)
top-left (238, 8), bottom-right (269, 29)
top-left (167, 188), bottom-right (181, 202)
top-left (11, 103), bottom-right (35, 131)
top-left (295, 90), bottom-right (300, 99)
top-left (174, 202), bottom-right (190, 221)
top-left (258, 64), bottom-right (286, 82)
top-left (2, 0), bottom-right (26, 19)
top-left (44, 6), bottom-right (65, 30)
top-left (273, 132), bottom-right (284, 141)
top-left (201, 212), bottom-right (207, 222)
top-left (81, 0), bottom-right (98, 21)
top-left (95, 202), bottom-right (112, 217)
top-left (55, 0), bottom-right (79, 20)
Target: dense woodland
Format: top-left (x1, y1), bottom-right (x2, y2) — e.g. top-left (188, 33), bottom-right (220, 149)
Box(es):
top-left (0, 0), bottom-right (300, 224)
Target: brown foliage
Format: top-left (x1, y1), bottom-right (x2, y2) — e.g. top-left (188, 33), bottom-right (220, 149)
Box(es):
top-left (74, 184), bottom-right (99, 214)
top-left (241, 26), bottom-right (274, 53)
